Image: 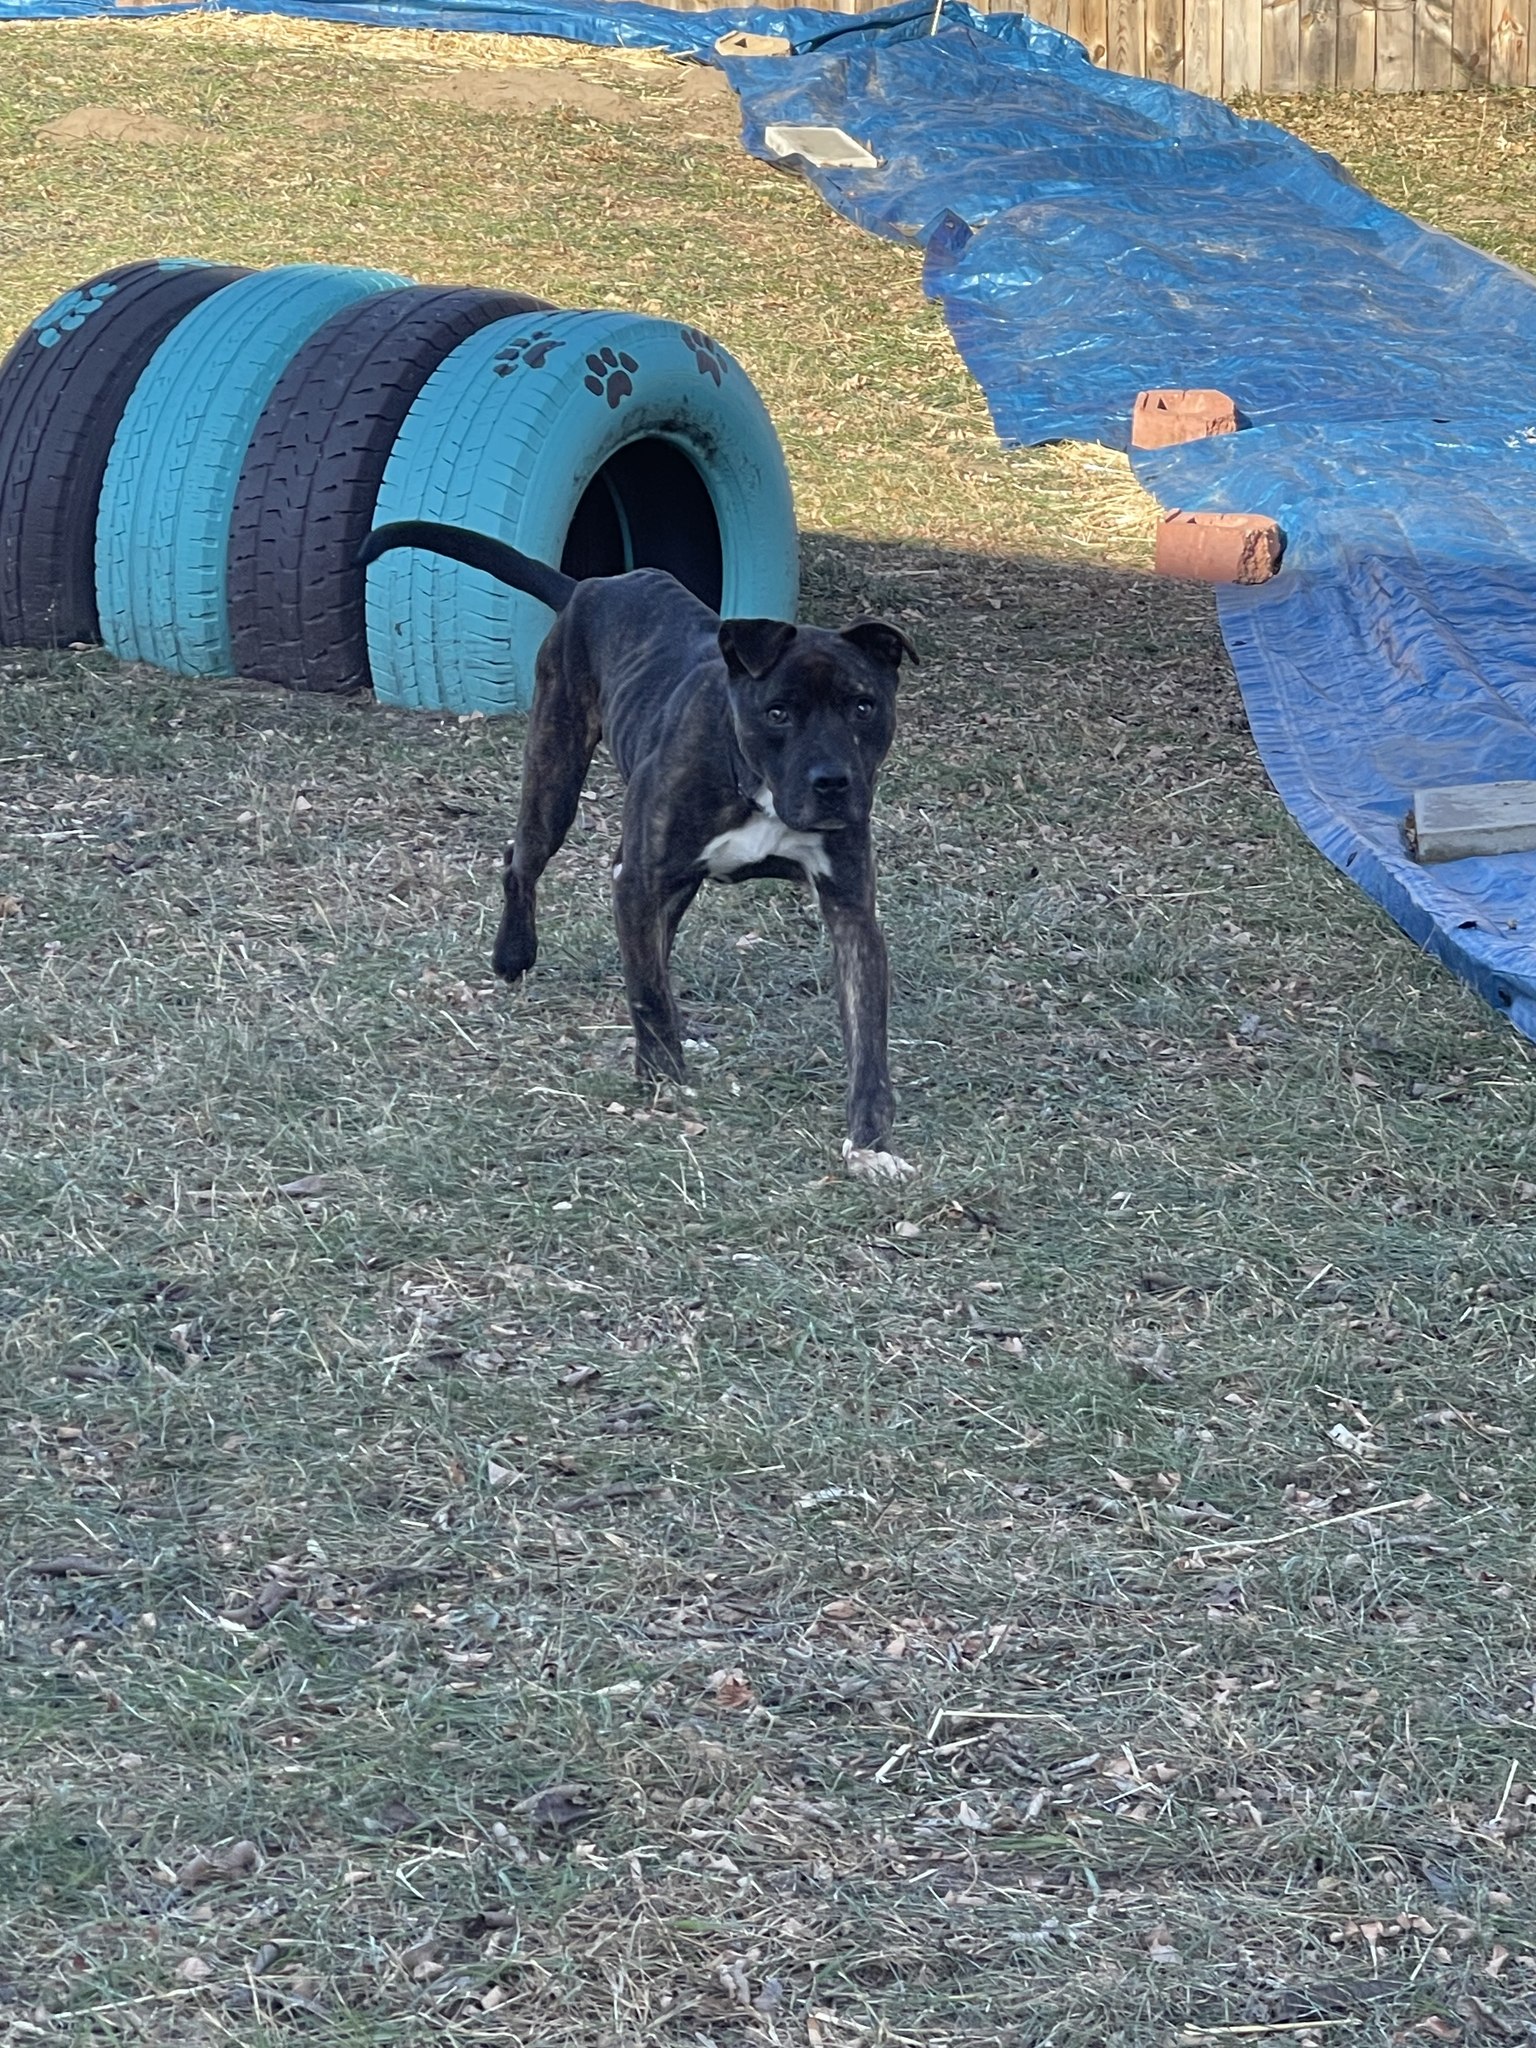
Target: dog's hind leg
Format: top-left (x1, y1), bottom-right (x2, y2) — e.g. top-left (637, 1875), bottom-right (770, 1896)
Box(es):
top-left (493, 625), bottom-right (602, 983)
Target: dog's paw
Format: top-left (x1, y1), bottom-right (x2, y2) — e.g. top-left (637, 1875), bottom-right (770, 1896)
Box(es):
top-left (491, 909), bottom-right (537, 984)
top-left (842, 1140), bottom-right (917, 1184)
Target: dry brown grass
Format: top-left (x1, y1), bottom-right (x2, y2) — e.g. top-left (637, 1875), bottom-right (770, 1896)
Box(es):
top-left (2, 23), bottom-right (1535, 2047)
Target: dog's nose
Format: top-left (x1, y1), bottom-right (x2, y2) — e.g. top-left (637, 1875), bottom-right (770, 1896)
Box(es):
top-left (809, 765), bottom-right (851, 798)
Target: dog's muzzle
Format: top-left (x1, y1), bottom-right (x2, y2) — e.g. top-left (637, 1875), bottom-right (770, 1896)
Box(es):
top-left (789, 765), bottom-right (857, 833)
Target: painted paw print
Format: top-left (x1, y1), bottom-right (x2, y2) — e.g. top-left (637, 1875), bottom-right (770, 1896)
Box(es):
top-left (584, 346), bottom-right (638, 408)
top-left (492, 329), bottom-right (565, 377)
top-left (33, 280), bottom-right (119, 350)
top-left (681, 326), bottom-right (728, 386)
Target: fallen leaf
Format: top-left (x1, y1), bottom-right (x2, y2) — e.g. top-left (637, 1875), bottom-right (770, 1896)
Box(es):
top-left (399, 1935), bottom-right (448, 1981)
top-left (463, 1907), bottom-right (518, 1936)
top-left (717, 1956), bottom-right (753, 2007)
top-left (1145, 1922), bottom-right (1181, 1962)
top-left (754, 1976), bottom-right (785, 2015)
top-left (223, 1574), bottom-right (296, 1627)
top-left (176, 1840), bottom-right (261, 1888)
top-left (599, 1399), bottom-right (663, 1435)
top-left (707, 1667), bottom-right (755, 1710)
top-left (550, 1482), bottom-right (648, 1511)
top-left (514, 1782), bottom-right (601, 1830)
top-left (370, 1798), bottom-right (424, 1838)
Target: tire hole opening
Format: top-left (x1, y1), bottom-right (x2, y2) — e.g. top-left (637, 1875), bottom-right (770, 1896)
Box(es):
top-left (561, 438), bottom-right (722, 611)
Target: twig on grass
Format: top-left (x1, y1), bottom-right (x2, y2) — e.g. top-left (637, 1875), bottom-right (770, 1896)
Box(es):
top-left (1180, 2023), bottom-right (1360, 2040)
top-left (1490, 1756), bottom-right (1520, 1831)
top-left (1182, 1493), bottom-right (1431, 1557)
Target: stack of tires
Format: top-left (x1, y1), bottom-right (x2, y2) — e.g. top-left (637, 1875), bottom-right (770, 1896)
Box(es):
top-left (0, 260), bottom-right (797, 714)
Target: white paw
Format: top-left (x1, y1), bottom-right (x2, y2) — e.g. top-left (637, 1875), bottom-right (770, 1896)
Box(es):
top-left (842, 1140), bottom-right (917, 1184)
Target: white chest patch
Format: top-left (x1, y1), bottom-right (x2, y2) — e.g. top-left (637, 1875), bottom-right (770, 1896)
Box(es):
top-left (700, 791), bottom-right (831, 882)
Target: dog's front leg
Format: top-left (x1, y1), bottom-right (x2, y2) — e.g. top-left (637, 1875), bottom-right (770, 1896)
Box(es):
top-left (613, 859), bottom-right (698, 1087)
top-left (816, 859), bottom-right (913, 1182)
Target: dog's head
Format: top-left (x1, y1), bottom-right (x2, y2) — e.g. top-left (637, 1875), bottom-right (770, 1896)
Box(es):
top-left (716, 617), bottom-right (916, 834)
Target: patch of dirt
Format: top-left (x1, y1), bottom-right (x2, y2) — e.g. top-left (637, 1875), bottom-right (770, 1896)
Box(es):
top-left (288, 110), bottom-right (348, 136)
top-left (670, 63), bottom-right (741, 144)
top-left (413, 67), bottom-right (637, 122)
top-left (674, 65), bottom-right (737, 109)
top-left (37, 104), bottom-right (203, 145)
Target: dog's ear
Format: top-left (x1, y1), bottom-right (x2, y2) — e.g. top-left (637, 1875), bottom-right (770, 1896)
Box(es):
top-left (719, 619), bottom-right (796, 680)
top-left (840, 617), bottom-right (920, 669)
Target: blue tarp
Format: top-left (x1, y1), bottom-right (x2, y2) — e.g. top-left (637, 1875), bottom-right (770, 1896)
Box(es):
top-left (7, 0), bottom-right (1536, 1037)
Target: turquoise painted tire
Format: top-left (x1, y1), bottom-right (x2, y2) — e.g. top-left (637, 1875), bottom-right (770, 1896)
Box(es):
top-left (365, 309), bottom-right (797, 715)
top-left (95, 263), bottom-right (410, 677)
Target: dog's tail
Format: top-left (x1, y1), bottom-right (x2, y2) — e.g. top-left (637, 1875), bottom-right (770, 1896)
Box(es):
top-left (355, 521), bottom-right (577, 614)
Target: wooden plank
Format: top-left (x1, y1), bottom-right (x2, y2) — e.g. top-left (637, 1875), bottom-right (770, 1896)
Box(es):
top-left (1260, 0), bottom-right (1302, 84)
top-left (1107, 0), bottom-right (1147, 72)
top-left (1298, 0), bottom-right (1339, 83)
top-left (1223, 0), bottom-right (1263, 85)
top-left (1489, 0), bottom-right (1529, 80)
top-left (1146, 0), bottom-right (1186, 76)
top-left (1375, 0), bottom-right (1417, 83)
top-left (1076, 0), bottom-right (1112, 62)
top-left (1411, 780), bottom-right (1536, 864)
top-left (1452, 0), bottom-right (1492, 78)
top-left (1186, 0), bottom-right (1225, 89)
top-left (1415, 0), bottom-right (1455, 83)
top-left (1336, 0), bottom-right (1378, 84)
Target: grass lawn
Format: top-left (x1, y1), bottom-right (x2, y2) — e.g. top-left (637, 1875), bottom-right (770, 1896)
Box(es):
top-left (1, 21), bottom-right (1534, 2044)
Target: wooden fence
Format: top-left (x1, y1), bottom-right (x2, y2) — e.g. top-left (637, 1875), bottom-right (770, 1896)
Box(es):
top-left (668, 0), bottom-right (1535, 94)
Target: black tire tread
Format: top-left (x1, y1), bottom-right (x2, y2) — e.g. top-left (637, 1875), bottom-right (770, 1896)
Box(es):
top-left (226, 284), bottom-right (551, 692)
top-left (0, 260), bottom-right (250, 647)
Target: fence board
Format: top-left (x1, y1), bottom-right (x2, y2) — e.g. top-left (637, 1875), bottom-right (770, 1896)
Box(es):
top-left (1223, 0), bottom-right (1264, 84)
top-left (1107, 0), bottom-right (1147, 74)
top-left (1186, 0), bottom-right (1224, 89)
top-left (1299, 0), bottom-right (1339, 83)
top-left (1375, 0), bottom-right (1417, 80)
top-left (1146, 0), bottom-right (1186, 74)
top-left (1260, 0), bottom-right (1301, 82)
top-left (1415, 0), bottom-right (1454, 80)
top-left (1452, 0), bottom-right (1491, 76)
top-left (1071, 0), bottom-right (1112, 61)
top-left (1488, 0), bottom-right (1529, 79)
top-left (1336, 0), bottom-right (1378, 81)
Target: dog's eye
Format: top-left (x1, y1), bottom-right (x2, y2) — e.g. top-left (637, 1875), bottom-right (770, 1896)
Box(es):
top-left (853, 698), bottom-right (877, 719)
top-left (764, 705), bottom-right (790, 727)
